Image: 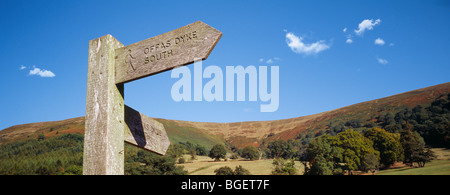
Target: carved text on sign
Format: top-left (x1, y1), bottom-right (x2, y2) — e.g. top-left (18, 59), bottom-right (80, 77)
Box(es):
top-left (115, 21), bottom-right (222, 84)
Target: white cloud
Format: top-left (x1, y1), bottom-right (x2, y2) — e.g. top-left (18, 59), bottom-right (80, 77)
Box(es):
top-left (29, 67), bottom-right (56, 78)
top-left (260, 57), bottom-right (280, 64)
top-left (344, 33), bottom-right (354, 44)
top-left (377, 58), bottom-right (388, 64)
top-left (286, 32), bottom-right (330, 55)
top-left (343, 28), bottom-right (347, 33)
top-left (355, 19), bottom-right (381, 36)
top-left (374, 38), bottom-right (385, 46)
top-left (20, 65), bottom-right (26, 70)
top-left (389, 43), bottom-right (394, 46)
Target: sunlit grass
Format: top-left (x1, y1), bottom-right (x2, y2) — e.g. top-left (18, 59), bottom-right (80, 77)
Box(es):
top-left (178, 155), bottom-right (304, 175)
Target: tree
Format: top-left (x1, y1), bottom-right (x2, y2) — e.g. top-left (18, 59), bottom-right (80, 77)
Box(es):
top-left (166, 144), bottom-right (184, 159)
top-left (416, 148), bottom-right (435, 167)
top-left (364, 128), bottom-right (403, 167)
top-left (195, 144), bottom-right (208, 156)
top-left (271, 158), bottom-right (297, 175)
top-left (267, 139), bottom-right (288, 158)
top-left (345, 119), bottom-right (363, 128)
top-left (401, 129), bottom-right (424, 166)
top-left (333, 129), bottom-right (380, 174)
top-left (214, 165), bottom-right (251, 175)
top-left (305, 130), bottom-right (380, 175)
top-left (125, 148), bottom-right (187, 175)
top-left (241, 145), bottom-right (259, 160)
top-left (304, 135), bottom-right (342, 175)
top-left (306, 155), bottom-right (338, 175)
top-left (214, 166), bottom-right (234, 175)
top-left (361, 153), bottom-right (380, 174)
top-left (209, 144), bottom-right (227, 161)
top-left (234, 165), bottom-right (251, 175)
top-left (400, 129), bottom-right (435, 167)
top-left (178, 157), bottom-right (186, 164)
top-left (189, 149), bottom-right (196, 161)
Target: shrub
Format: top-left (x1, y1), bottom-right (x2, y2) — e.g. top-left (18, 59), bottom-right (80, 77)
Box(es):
top-left (214, 166), bottom-right (234, 175)
top-left (214, 165), bottom-right (251, 175)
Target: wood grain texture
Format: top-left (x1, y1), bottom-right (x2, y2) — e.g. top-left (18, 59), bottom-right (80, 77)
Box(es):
top-left (124, 105), bottom-right (170, 156)
top-left (83, 34), bottom-right (125, 175)
top-left (115, 21), bottom-right (222, 84)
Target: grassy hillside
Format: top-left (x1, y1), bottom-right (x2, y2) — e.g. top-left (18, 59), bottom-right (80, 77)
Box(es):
top-left (1, 82), bottom-right (449, 149)
top-left (273, 82), bottom-right (450, 142)
top-left (0, 117), bottom-right (225, 149)
top-left (0, 117), bottom-right (85, 145)
top-left (159, 82), bottom-right (450, 148)
top-left (156, 119), bottom-right (225, 149)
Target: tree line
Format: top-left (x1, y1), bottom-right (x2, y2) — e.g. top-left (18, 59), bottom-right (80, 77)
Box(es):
top-left (326, 93), bottom-right (450, 148)
top-left (0, 134), bottom-right (197, 175)
top-left (229, 126), bottom-right (437, 175)
top-left (0, 133), bottom-right (84, 175)
top-left (378, 93), bottom-right (450, 148)
top-left (304, 128), bottom-right (435, 175)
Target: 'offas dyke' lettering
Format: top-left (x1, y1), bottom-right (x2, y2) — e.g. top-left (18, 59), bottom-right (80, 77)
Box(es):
top-left (143, 31), bottom-right (198, 65)
top-left (175, 31), bottom-right (197, 44)
top-left (144, 40), bottom-right (171, 54)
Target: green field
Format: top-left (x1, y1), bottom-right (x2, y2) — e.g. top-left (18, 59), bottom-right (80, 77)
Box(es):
top-left (377, 148), bottom-right (450, 175)
top-left (377, 160), bottom-right (450, 175)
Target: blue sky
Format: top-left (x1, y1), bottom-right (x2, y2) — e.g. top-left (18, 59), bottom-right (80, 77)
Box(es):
top-left (1, 0), bottom-right (450, 130)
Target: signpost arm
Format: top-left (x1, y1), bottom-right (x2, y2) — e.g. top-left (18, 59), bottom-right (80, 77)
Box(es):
top-left (84, 34), bottom-right (125, 175)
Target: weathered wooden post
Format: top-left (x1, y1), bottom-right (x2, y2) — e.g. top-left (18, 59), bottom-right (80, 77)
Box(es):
top-left (84, 35), bottom-right (125, 175)
top-left (83, 21), bottom-right (222, 175)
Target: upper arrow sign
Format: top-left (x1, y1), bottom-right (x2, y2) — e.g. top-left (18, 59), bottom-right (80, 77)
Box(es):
top-left (115, 21), bottom-right (222, 84)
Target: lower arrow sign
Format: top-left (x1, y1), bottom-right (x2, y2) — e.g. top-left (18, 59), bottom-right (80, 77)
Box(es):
top-left (124, 105), bottom-right (170, 155)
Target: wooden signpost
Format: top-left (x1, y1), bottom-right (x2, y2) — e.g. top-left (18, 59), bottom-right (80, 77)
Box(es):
top-left (83, 21), bottom-right (222, 175)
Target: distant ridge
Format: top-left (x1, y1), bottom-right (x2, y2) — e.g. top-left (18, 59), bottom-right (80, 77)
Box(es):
top-left (0, 117), bottom-right (85, 144)
top-left (1, 82), bottom-right (449, 148)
